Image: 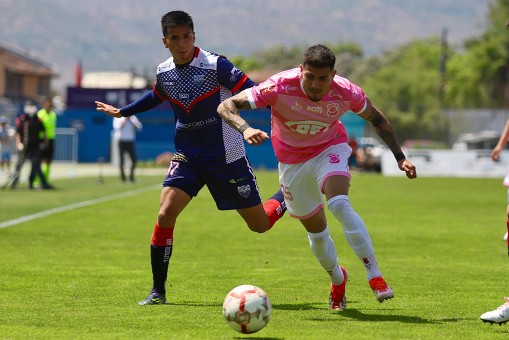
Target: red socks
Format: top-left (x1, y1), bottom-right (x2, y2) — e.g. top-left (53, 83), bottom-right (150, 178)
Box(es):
top-left (151, 223), bottom-right (174, 247)
top-left (263, 199), bottom-right (285, 228)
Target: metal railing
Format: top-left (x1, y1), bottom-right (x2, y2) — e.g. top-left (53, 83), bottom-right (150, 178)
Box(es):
top-left (54, 128), bottom-right (78, 163)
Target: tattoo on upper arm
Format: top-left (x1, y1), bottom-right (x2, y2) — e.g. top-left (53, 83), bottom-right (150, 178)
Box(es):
top-left (233, 98), bottom-right (251, 110)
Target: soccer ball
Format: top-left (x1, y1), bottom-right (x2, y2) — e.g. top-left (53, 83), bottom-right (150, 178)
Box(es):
top-left (222, 284), bottom-right (272, 334)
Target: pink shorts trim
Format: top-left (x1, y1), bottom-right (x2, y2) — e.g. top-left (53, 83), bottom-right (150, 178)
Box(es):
top-left (289, 204), bottom-right (324, 220)
top-left (319, 171), bottom-right (351, 193)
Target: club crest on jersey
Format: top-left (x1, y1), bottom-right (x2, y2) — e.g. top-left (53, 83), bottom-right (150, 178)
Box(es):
top-left (193, 74), bottom-right (205, 87)
top-left (327, 103), bottom-right (340, 117)
top-left (237, 184), bottom-right (251, 198)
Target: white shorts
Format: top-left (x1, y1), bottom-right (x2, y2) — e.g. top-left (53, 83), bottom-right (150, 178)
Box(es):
top-left (278, 143), bottom-right (352, 219)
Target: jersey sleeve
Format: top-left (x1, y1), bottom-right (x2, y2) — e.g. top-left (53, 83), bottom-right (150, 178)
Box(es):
top-left (346, 81), bottom-right (367, 114)
top-left (216, 57), bottom-right (256, 93)
top-left (246, 78), bottom-right (278, 109)
top-left (119, 90), bottom-right (163, 117)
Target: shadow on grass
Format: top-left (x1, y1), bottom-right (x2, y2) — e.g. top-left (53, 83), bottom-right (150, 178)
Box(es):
top-left (167, 302), bottom-right (322, 311)
top-left (272, 302), bottom-right (322, 311)
top-left (232, 337), bottom-right (284, 340)
top-left (336, 308), bottom-right (461, 324)
top-left (168, 301), bottom-right (461, 325)
top-left (273, 303), bottom-right (464, 324)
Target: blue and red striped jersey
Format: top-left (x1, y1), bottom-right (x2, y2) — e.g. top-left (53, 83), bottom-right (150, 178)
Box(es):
top-left (154, 47), bottom-right (255, 162)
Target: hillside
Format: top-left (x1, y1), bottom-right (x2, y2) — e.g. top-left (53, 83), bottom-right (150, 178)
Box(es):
top-left (0, 0), bottom-right (492, 93)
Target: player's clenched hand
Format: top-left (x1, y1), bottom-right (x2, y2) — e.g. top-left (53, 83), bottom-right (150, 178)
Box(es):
top-left (492, 146), bottom-right (503, 162)
top-left (399, 159), bottom-right (417, 179)
top-left (95, 101), bottom-right (122, 118)
top-left (242, 128), bottom-right (269, 146)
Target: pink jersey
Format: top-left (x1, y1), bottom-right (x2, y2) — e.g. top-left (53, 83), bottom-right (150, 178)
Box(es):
top-left (246, 68), bottom-right (367, 164)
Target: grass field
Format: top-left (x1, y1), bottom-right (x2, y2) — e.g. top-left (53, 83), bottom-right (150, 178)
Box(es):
top-left (1, 171), bottom-right (509, 339)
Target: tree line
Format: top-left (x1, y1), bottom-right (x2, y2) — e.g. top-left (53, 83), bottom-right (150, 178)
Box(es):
top-left (231, 0), bottom-right (509, 144)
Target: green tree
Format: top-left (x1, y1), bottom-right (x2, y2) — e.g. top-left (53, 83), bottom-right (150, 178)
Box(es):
top-left (353, 38), bottom-right (448, 142)
top-left (235, 42), bottom-right (364, 76)
top-left (446, 0), bottom-right (509, 108)
top-left (230, 56), bottom-right (262, 71)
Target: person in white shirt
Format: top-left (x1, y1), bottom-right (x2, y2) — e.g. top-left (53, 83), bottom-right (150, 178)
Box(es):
top-left (0, 116), bottom-right (15, 174)
top-left (113, 116), bottom-right (142, 182)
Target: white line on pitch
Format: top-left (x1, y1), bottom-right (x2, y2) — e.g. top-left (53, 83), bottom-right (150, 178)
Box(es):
top-left (0, 184), bottom-right (161, 229)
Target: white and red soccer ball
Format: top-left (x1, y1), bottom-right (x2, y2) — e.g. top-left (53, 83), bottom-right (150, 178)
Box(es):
top-left (222, 284), bottom-right (272, 334)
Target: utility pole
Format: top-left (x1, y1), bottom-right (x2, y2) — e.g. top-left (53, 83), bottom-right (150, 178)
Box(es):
top-left (439, 27), bottom-right (449, 145)
top-left (439, 27), bottom-right (448, 107)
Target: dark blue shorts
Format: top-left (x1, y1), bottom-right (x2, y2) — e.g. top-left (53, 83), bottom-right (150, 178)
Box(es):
top-left (163, 154), bottom-right (262, 210)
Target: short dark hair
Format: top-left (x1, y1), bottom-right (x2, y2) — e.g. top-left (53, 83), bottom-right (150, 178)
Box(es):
top-left (302, 44), bottom-right (336, 70)
top-left (161, 10), bottom-right (194, 37)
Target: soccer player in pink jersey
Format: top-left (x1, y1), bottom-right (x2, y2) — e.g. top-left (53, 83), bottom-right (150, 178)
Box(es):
top-left (218, 44), bottom-right (416, 311)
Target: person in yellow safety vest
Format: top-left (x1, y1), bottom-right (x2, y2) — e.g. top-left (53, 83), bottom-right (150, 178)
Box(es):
top-left (35, 98), bottom-right (57, 186)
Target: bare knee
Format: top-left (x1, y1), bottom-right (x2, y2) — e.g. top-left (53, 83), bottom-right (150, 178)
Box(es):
top-left (157, 209), bottom-right (177, 228)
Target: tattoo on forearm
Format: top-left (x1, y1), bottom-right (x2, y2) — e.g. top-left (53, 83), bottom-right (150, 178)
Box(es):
top-left (218, 98), bottom-right (249, 131)
top-left (369, 108), bottom-right (402, 154)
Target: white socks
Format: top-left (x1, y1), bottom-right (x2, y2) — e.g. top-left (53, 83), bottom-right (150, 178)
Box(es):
top-left (307, 226), bottom-right (344, 285)
top-left (327, 195), bottom-right (382, 280)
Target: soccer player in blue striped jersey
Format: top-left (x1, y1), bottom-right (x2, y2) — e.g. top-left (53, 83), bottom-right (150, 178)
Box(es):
top-left (96, 10), bottom-right (286, 305)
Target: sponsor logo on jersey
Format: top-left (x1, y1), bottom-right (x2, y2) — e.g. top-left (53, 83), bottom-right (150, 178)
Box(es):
top-left (237, 184), bottom-right (251, 198)
top-left (230, 67), bottom-right (240, 82)
top-left (306, 106), bottom-right (323, 114)
top-left (199, 62), bottom-right (214, 68)
top-left (260, 84), bottom-right (276, 95)
top-left (328, 90), bottom-right (341, 99)
top-left (179, 93), bottom-right (190, 99)
top-left (158, 64), bottom-right (172, 73)
top-left (327, 153), bottom-right (340, 164)
top-left (176, 117), bottom-right (217, 130)
top-left (285, 120), bottom-right (330, 135)
top-left (285, 85), bottom-right (298, 93)
top-left (291, 101), bottom-right (302, 111)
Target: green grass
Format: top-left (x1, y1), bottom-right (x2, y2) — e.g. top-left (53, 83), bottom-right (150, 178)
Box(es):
top-left (1, 171), bottom-right (509, 339)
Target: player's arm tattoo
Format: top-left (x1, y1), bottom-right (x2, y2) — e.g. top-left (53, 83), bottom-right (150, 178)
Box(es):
top-left (363, 101), bottom-right (406, 161)
top-left (217, 92), bottom-right (252, 133)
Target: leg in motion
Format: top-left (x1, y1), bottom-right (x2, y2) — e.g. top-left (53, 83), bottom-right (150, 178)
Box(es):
top-left (301, 211), bottom-right (347, 311)
top-left (327, 194), bottom-right (393, 302)
top-left (139, 186), bottom-right (191, 305)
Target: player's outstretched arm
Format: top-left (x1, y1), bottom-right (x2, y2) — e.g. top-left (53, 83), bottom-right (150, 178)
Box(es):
top-left (359, 97), bottom-right (416, 179)
top-left (492, 118), bottom-right (509, 161)
top-left (218, 90), bottom-right (269, 146)
top-left (95, 101), bottom-right (122, 118)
